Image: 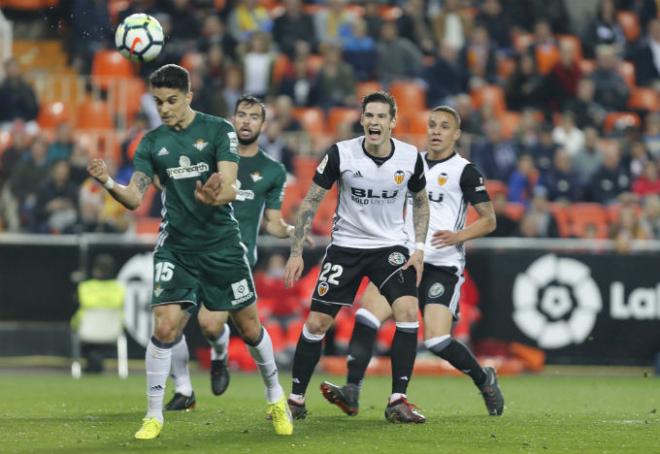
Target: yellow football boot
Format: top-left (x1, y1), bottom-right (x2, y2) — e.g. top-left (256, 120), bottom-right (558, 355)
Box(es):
top-left (134, 417), bottom-right (163, 440)
top-left (267, 396), bottom-right (293, 435)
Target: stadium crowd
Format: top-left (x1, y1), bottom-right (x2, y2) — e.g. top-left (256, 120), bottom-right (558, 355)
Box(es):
top-left (0, 0), bottom-right (659, 250)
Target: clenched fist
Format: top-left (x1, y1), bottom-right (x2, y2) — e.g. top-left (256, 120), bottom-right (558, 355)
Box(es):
top-left (87, 159), bottom-right (109, 184)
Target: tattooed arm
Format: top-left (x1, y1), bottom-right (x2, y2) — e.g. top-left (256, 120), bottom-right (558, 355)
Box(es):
top-left (402, 188), bottom-right (430, 286)
top-left (87, 158), bottom-right (151, 210)
top-left (283, 182), bottom-right (328, 287)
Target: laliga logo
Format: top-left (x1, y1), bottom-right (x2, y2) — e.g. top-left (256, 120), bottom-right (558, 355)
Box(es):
top-left (117, 253), bottom-right (154, 347)
top-left (512, 254), bottom-right (602, 349)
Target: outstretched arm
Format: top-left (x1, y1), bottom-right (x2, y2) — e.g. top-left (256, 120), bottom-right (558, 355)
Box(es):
top-left (87, 159), bottom-right (151, 210)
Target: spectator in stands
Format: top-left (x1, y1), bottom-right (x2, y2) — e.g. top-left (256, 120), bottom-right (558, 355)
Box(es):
top-left (563, 78), bottom-right (607, 129)
top-left (396, 0), bottom-right (435, 55)
top-left (273, 0), bottom-right (317, 58)
top-left (541, 148), bottom-right (583, 202)
top-left (46, 123), bottom-right (74, 164)
top-left (459, 25), bottom-right (498, 89)
top-left (583, 0), bottom-right (626, 58)
top-left (471, 119), bottom-right (519, 181)
top-left (547, 39), bottom-right (583, 111)
top-left (362, 0), bottom-right (384, 42)
top-left (66, 0), bottom-right (113, 73)
top-left (8, 136), bottom-right (50, 225)
top-left (632, 160), bottom-right (660, 196)
top-left (376, 21), bottom-right (424, 87)
top-left (507, 153), bottom-right (538, 205)
top-left (634, 18), bottom-right (660, 87)
top-left (590, 45), bottom-right (630, 111)
top-left (643, 112), bottom-right (660, 159)
top-left (453, 93), bottom-right (483, 135)
top-left (190, 69), bottom-right (227, 118)
top-left (525, 123), bottom-right (557, 176)
top-left (520, 187), bottom-right (560, 238)
top-left (315, 43), bottom-right (356, 110)
top-left (222, 65), bottom-right (244, 118)
top-left (514, 109), bottom-right (541, 153)
top-left (572, 127), bottom-right (604, 187)
top-left (488, 192), bottom-right (518, 237)
top-left (314, 0), bottom-right (356, 46)
top-left (640, 194), bottom-right (660, 239)
top-left (624, 140), bottom-right (652, 178)
top-left (0, 122), bottom-right (31, 190)
top-left (206, 44), bottom-right (233, 86)
top-left (432, 0), bottom-right (472, 51)
top-left (259, 120), bottom-right (295, 174)
top-left (0, 58), bottom-right (38, 127)
top-left (529, 19), bottom-right (558, 56)
top-left (425, 44), bottom-right (463, 107)
top-left (30, 160), bottom-right (79, 234)
top-left (342, 17), bottom-right (378, 81)
top-left (228, 0), bottom-right (272, 43)
top-left (242, 32), bottom-right (276, 99)
top-left (198, 14), bottom-right (238, 61)
top-left (474, 0), bottom-right (512, 52)
top-left (167, 0), bottom-right (201, 41)
top-left (77, 179), bottom-right (131, 233)
top-left (506, 53), bottom-right (546, 111)
top-left (552, 112), bottom-right (585, 157)
top-left (273, 95), bottom-right (301, 132)
top-left (276, 56), bottom-right (318, 107)
top-left (588, 143), bottom-right (631, 204)
top-left (611, 204), bottom-right (650, 252)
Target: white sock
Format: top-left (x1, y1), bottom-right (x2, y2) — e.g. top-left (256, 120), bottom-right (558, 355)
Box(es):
top-left (389, 393), bottom-right (406, 404)
top-left (247, 328), bottom-right (284, 403)
top-left (145, 339), bottom-right (172, 423)
top-left (289, 393), bottom-right (304, 404)
top-left (170, 335), bottom-right (193, 397)
top-left (208, 323), bottom-right (230, 361)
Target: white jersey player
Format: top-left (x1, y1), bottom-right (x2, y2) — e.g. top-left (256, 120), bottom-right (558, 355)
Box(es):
top-left (320, 106), bottom-right (505, 418)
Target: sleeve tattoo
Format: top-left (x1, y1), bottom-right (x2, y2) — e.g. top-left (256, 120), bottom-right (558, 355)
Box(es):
top-left (412, 189), bottom-right (430, 244)
top-left (291, 183), bottom-right (328, 256)
top-left (474, 201), bottom-right (495, 221)
top-left (134, 171), bottom-right (153, 196)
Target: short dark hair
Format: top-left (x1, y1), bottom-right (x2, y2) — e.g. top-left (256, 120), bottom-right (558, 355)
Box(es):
top-left (362, 91), bottom-right (397, 119)
top-left (235, 94), bottom-right (266, 121)
top-left (431, 105), bottom-right (461, 128)
top-left (149, 64), bottom-right (190, 92)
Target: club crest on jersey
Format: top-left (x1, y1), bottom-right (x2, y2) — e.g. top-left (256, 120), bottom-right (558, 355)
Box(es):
top-left (428, 282), bottom-right (445, 298)
top-left (153, 286), bottom-right (164, 297)
top-left (388, 252), bottom-right (406, 266)
top-left (250, 172), bottom-right (263, 182)
top-left (193, 139), bottom-right (208, 151)
top-left (394, 170), bottom-right (405, 185)
top-left (438, 172), bottom-right (448, 186)
top-left (317, 281), bottom-right (329, 296)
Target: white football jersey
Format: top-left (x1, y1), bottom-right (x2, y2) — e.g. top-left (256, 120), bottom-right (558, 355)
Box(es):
top-left (405, 152), bottom-right (489, 271)
top-left (314, 136), bottom-right (425, 249)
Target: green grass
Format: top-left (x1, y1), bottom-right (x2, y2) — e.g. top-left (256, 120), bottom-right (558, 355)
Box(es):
top-left (0, 370), bottom-right (659, 454)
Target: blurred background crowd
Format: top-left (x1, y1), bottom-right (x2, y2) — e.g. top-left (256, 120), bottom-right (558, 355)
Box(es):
top-left (0, 0), bottom-right (659, 253)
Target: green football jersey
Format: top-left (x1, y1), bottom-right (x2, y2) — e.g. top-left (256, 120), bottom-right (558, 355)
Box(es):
top-left (234, 149), bottom-right (287, 266)
top-left (133, 111), bottom-right (241, 252)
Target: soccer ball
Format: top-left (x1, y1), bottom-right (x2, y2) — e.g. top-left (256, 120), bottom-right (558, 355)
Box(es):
top-left (114, 13), bottom-right (164, 62)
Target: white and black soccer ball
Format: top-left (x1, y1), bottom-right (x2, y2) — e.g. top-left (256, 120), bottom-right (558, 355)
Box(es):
top-left (114, 13), bottom-right (164, 62)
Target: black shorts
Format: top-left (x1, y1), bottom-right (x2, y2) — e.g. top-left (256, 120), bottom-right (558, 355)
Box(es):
top-left (310, 244), bottom-right (417, 315)
top-left (418, 264), bottom-right (464, 320)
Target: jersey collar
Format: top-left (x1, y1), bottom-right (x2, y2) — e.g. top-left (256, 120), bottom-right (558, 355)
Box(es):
top-left (361, 138), bottom-right (395, 166)
top-left (425, 151), bottom-right (457, 168)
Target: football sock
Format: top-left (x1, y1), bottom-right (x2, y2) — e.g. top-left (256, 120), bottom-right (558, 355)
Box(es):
top-left (246, 327), bottom-right (283, 403)
top-left (169, 335), bottom-right (193, 397)
top-left (347, 308), bottom-right (380, 387)
top-left (145, 337), bottom-right (174, 423)
top-left (208, 323), bottom-right (230, 361)
top-left (390, 322), bottom-right (418, 395)
top-left (425, 336), bottom-right (487, 386)
top-left (291, 324), bottom-right (324, 397)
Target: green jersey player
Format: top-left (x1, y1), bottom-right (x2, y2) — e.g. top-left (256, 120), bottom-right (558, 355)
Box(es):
top-left (165, 95), bottom-right (310, 408)
top-left (87, 65), bottom-right (293, 440)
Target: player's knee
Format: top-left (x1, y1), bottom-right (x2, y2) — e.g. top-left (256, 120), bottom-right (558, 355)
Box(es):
top-left (153, 319), bottom-right (179, 343)
top-left (198, 313), bottom-right (222, 339)
top-left (239, 322), bottom-right (263, 345)
top-left (305, 314), bottom-right (333, 336)
top-left (391, 297), bottom-right (418, 323)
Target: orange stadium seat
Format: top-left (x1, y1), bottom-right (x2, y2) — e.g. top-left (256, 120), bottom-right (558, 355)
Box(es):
top-left (356, 81), bottom-right (383, 103)
top-left (327, 107), bottom-right (360, 135)
top-left (471, 85), bottom-right (506, 117)
top-left (389, 81), bottom-right (426, 117)
top-left (306, 54), bottom-right (325, 75)
top-left (135, 217), bottom-right (162, 235)
top-left (628, 87), bottom-right (658, 111)
top-left (281, 180), bottom-right (306, 221)
top-left (579, 59), bottom-right (595, 75)
top-left (271, 53), bottom-right (291, 84)
top-left (568, 203), bottom-right (609, 239)
top-left (557, 34), bottom-right (583, 62)
top-left (535, 44), bottom-right (559, 75)
top-left (549, 203), bottom-right (571, 237)
top-left (604, 112), bottom-right (641, 133)
top-left (293, 107), bottom-right (325, 136)
top-left (91, 50), bottom-right (134, 89)
top-left (293, 155), bottom-right (320, 182)
top-left (499, 111), bottom-right (521, 139)
top-left (617, 11), bottom-right (640, 42)
top-left (505, 202), bottom-right (525, 221)
top-left (402, 110), bottom-right (430, 136)
top-left (0, 0), bottom-right (57, 9)
top-left (75, 99), bottom-right (113, 129)
top-left (115, 77), bottom-right (146, 122)
top-left (497, 56), bottom-right (515, 80)
top-left (485, 180), bottom-right (507, 197)
top-left (37, 101), bottom-right (69, 129)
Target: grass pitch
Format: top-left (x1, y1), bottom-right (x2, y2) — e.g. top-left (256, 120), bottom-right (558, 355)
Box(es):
top-left (0, 369), bottom-right (658, 454)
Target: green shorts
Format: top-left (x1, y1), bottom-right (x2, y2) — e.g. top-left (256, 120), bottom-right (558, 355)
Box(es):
top-left (151, 244), bottom-right (256, 312)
